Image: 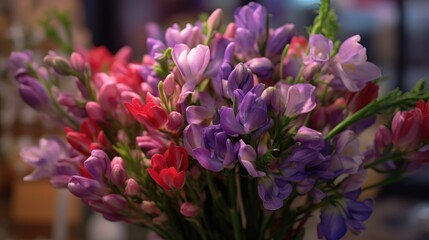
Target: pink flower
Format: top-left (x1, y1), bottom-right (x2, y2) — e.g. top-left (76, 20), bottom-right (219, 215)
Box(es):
top-left (391, 109), bottom-right (422, 152)
top-left (180, 202), bottom-right (199, 217)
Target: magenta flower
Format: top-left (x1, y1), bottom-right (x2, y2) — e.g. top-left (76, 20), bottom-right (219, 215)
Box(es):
top-left (331, 35), bottom-right (381, 92)
top-left (391, 109), bottom-right (422, 152)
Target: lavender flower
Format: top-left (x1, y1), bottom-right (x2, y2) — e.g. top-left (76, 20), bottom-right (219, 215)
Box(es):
top-left (165, 24), bottom-right (202, 48)
top-left (330, 35), bottom-right (381, 92)
top-left (237, 140), bottom-right (265, 177)
top-left (172, 44), bottom-right (210, 103)
top-left (20, 138), bottom-right (82, 188)
top-left (8, 50), bottom-right (33, 77)
top-left (306, 34), bottom-right (333, 64)
top-left (244, 57), bottom-right (273, 79)
top-left (271, 82), bottom-right (316, 116)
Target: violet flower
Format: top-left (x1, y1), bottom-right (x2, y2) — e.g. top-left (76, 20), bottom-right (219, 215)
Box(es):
top-left (244, 57), bottom-right (273, 79)
top-left (183, 124), bottom-right (236, 172)
top-left (266, 24), bottom-right (294, 63)
top-left (16, 76), bottom-right (51, 112)
top-left (165, 23), bottom-right (202, 48)
top-left (330, 35), bottom-right (381, 92)
top-left (67, 149), bottom-right (112, 200)
top-left (306, 34), bottom-right (333, 64)
top-left (237, 140), bottom-right (265, 177)
top-left (227, 63), bottom-right (254, 97)
top-left (318, 190), bottom-right (373, 240)
top-left (8, 50), bottom-right (34, 77)
top-left (257, 174), bottom-right (292, 210)
top-left (234, 2), bottom-right (267, 45)
top-left (329, 130), bottom-right (363, 175)
top-left (220, 84), bottom-right (272, 137)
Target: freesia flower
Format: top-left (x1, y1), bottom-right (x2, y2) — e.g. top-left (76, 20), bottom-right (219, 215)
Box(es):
top-left (330, 35), bottom-right (381, 92)
top-left (125, 96), bottom-right (168, 129)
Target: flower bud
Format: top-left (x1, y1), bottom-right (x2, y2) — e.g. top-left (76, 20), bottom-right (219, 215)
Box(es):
top-left (207, 8), bottom-right (223, 33)
top-left (163, 74), bottom-right (176, 97)
top-left (141, 201), bottom-right (159, 214)
top-left (180, 202), bottom-right (199, 217)
top-left (86, 101), bottom-right (107, 122)
top-left (245, 57), bottom-right (273, 79)
top-left (166, 111), bottom-right (184, 132)
top-left (301, 62), bottom-right (320, 81)
top-left (17, 76), bottom-right (51, 111)
top-left (227, 63), bottom-right (253, 97)
top-left (110, 157), bottom-right (127, 187)
top-left (153, 213), bottom-right (168, 225)
top-left (44, 55), bottom-right (72, 75)
top-left (101, 194), bottom-right (128, 211)
top-left (124, 178), bottom-right (139, 196)
top-left (70, 52), bottom-right (86, 72)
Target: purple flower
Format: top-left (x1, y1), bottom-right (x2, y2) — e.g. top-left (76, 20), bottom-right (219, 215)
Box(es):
top-left (68, 176), bottom-right (108, 200)
top-left (146, 38), bottom-right (167, 59)
top-left (183, 124), bottom-right (236, 172)
top-left (16, 76), bottom-right (51, 112)
top-left (227, 63), bottom-right (254, 97)
top-left (67, 149), bottom-right (113, 200)
top-left (318, 191), bottom-right (373, 240)
top-left (257, 174), bottom-right (292, 210)
top-left (235, 28), bottom-right (259, 60)
top-left (271, 82), bottom-right (316, 116)
top-left (220, 84), bottom-right (271, 137)
top-left (330, 35), bottom-right (381, 92)
top-left (8, 50), bottom-right (33, 77)
top-left (329, 130), bottom-right (363, 175)
top-left (306, 34), bottom-right (333, 64)
top-left (172, 44), bottom-right (210, 103)
top-left (237, 140), bottom-right (265, 177)
top-left (266, 24), bottom-right (294, 63)
top-left (20, 138), bottom-right (82, 188)
top-left (244, 57), bottom-right (273, 79)
top-left (234, 2), bottom-right (267, 44)
top-left (165, 24), bottom-right (202, 48)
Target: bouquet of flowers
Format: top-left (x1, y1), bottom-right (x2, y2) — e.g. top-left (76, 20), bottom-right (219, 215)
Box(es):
top-left (8, 0), bottom-right (429, 239)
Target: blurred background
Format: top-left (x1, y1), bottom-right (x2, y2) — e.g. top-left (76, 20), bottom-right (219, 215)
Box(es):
top-left (0, 0), bottom-right (428, 239)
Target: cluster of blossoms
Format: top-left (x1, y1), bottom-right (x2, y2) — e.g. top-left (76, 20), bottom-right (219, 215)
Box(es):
top-left (8, 1), bottom-right (429, 240)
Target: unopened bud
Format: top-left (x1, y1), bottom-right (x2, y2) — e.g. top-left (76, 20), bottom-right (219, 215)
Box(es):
top-left (207, 8), bottom-right (223, 33)
top-left (44, 55), bottom-right (72, 75)
top-left (180, 202), bottom-right (199, 217)
top-left (166, 111), bottom-right (184, 132)
top-left (124, 178), bottom-right (139, 196)
top-left (70, 52), bottom-right (85, 72)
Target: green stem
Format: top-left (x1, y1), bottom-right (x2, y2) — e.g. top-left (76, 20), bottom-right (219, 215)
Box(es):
top-left (279, 44), bottom-right (290, 81)
top-left (364, 153), bottom-right (403, 169)
top-left (228, 170), bottom-right (241, 240)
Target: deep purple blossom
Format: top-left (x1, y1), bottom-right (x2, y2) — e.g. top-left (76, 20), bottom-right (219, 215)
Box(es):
top-left (21, 138), bottom-right (82, 188)
top-left (227, 63), bottom-right (254, 97)
top-left (16, 76), bottom-right (51, 112)
top-left (183, 124), bottom-right (236, 172)
top-left (318, 190), bottom-right (373, 240)
top-left (257, 174), bottom-right (292, 210)
top-left (330, 35), bottom-right (381, 92)
top-left (220, 84), bottom-right (272, 137)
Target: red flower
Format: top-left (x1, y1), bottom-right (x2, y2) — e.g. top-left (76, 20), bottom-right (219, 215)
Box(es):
top-left (124, 95), bottom-right (168, 129)
top-left (65, 119), bottom-right (110, 156)
top-left (391, 109), bottom-right (422, 152)
top-left (416, 100), bottom-right (429, 141)
top-left (147, 143), bottom-right (189, 190)
top-left (87, 46), bottom-right (115, 73)
top-left (346, 82), bottom-right (379, 113)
